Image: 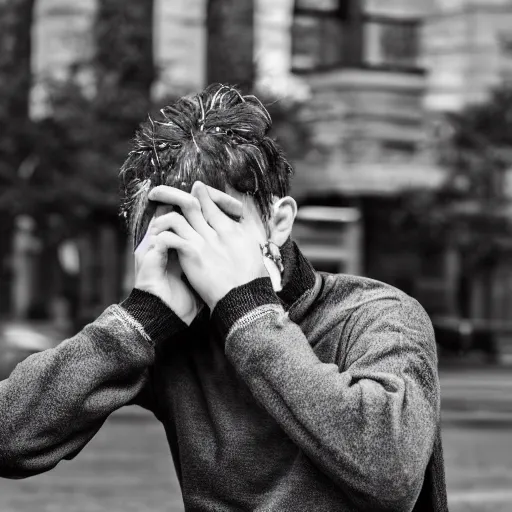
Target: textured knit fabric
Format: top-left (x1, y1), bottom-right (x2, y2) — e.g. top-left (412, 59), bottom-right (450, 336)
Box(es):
top-left (122, 288), bottom-right (188, 343)
top-left (0, 238), bottom-right (448, 512)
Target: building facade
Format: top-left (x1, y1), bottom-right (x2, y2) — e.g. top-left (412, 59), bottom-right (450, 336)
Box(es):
top-left (27, 0), bottom-right (446, 317)
top-left (24, 0), bottom-right (512, 357)
top-left (424, 0), bottom-right (512, 112)
top-left (290, 0), bottom-right (442, 199)
top-left (422, 0), bottom-right (512, 336)
top-left (286, 0), bottom-right (447, 294)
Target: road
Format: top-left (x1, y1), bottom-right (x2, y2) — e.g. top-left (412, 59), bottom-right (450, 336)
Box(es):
top-left (0, 368), bottom-right (510, 512)
top-left (440, 367), bottom-right (512, 512)
top-left (0, 412), bottom-right (183, 512)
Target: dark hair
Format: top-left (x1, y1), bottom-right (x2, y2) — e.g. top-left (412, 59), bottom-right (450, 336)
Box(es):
top-left (119, 83), bottom-right (294, 247)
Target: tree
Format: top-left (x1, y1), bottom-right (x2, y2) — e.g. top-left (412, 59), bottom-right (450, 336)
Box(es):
top-left (0, 0), bottom-right (34, 144)
top-left (11, 0), bottom-right (158, 324)
top-left (400, 84), bottom-right (512, 319)
top-left (71, 0), bottom-right (156, 320)
top-left (207, 0), bottom-right (254, 92)
top-left (94, 0), bottom-right (155, 139)
top-left (0, 0), bottom-right (36, 316)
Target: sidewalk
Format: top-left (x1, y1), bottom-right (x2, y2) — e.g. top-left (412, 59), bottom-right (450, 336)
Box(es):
top-left (440, 363), bottom-right (512, 425)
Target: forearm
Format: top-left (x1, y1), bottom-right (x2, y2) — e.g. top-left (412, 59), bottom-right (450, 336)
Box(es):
top-left (0, 290), bottom-right (185, 479)
top-left (213, 280), bottom-right (440, 511)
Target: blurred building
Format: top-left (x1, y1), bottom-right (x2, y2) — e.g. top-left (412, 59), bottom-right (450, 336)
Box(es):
top-left (421, 0), bottom-right (512, 347)
top-left (285, 0), bottom-right (444, 288)
top-left (424, 0), bottom-right (512, 112)
top-left (26, 0), bottom-right (444, 318)
top-left (287, 0), bottom-right (512, 350)
top-left (30, 0), bottom-right (96, 119)
top-left (23, 0), bottom-right (512, 351)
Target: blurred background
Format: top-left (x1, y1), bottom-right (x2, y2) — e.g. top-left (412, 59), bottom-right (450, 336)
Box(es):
top-left (0, 0), bottom-right (511, 510)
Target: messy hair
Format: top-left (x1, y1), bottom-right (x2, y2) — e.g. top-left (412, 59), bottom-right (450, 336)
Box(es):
top-left (119, 83), bottom-right (294, 248)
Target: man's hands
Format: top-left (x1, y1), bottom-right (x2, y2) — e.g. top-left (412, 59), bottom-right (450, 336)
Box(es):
top-left (134, 204), bottom-right (201, 325)
top-left (133, 183), bottom-right (259, 324)
top-left (147, 182), bottom-right (269, 312)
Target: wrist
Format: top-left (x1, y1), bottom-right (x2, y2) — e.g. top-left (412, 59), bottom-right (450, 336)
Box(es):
top-left (121, 288), bottom-right (188, 345)
top-left (211, 277), bottom-right (281, 340)
top-left (206, 273), bottom-right (269, 312)
top-left (179, 298), bottom-right (204, 326)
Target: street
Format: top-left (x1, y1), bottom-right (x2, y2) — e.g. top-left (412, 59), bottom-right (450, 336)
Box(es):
top-left (441, 367), bottom-right (512, 512)
top-left (0, 368), bottom-right (511, 512)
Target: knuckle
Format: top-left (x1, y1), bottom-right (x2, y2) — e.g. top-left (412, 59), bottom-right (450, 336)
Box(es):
top-left (168, 211), bottom-right (182, 224)
top-left (150, 185), bottom-right (165, 197)
top-left (150, 218), bottom-right (161, 235)
top-left (148, 237), bottom-right (157, 252)
top-left (184, 196), bottom-right (201, 212)
top-left (155, 231), bottom-right (169, 243)
top-left (151, 212), bottom-right (180, 233)
top-left (191, 196), bottom-right (201, 210)
top-left (147, 233), bottom-right (159, 247)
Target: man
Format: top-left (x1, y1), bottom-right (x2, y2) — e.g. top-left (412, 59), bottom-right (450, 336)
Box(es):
top-left (0, 84), bottom-right (448, 511)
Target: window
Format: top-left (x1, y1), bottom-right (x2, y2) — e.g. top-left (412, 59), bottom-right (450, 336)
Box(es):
top-left (499, 32), bottom-right (512, 55)
top-left (364, 18), bottom-right (420, 69)
top-left (382, 139), bottom-right (417, 154)
top-left (295, 0), bottom-right (340, 11)
top-left (292, 15), bottom-right (345, 71)
top-left (291, 0), bottom-right (354, 72)
top-left (291, 1), bottom-right (422, 73)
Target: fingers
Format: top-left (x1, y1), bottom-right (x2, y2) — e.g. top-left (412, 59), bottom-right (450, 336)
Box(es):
top-left (151, 210), bottom-right (198, 241)
top-left (198, 184), bottom-right (243, 221)
top-left (152, 230), bottom-right (185, 251)
top-left (147, 182), bottom-right (243, 240)
top-left (147, 231), bottom-right (186, 267)
top-left (148, 186), bottom-right (212, 237)
top-left (136, 230), bottom-right (185, 278)
top-left (191, 181), bottom-right (238, 232)
top-left (135, 215), bottom-right (157, 256)
top-left (155, 204), bottom-right (174, 218)
top-left (135, 205), bottom-right (170, 256)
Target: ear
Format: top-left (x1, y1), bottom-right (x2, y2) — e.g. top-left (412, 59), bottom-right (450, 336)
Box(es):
top-left (268, 196), bottom-right (297, 247)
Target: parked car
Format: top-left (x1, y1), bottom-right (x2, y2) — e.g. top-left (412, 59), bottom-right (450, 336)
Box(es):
top-left (0, 321), bottom-right (65, 381)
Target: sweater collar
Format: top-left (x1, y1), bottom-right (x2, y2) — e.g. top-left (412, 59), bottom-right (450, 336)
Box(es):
top-left (276, 237), bottom-right (318, 311)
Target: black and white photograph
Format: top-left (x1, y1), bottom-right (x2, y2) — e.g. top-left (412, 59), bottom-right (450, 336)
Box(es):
top-left (0, 0), bottom-right (510, 511)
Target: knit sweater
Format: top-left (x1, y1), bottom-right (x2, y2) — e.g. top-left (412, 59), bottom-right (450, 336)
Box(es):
top-left (0, 238), bottom-right (448, 512)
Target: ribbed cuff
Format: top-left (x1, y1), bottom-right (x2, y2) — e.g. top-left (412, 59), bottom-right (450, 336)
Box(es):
top-left (120, 288), bottom-right (188, 345)
top-left (211, 277), bottom-right (281, 340)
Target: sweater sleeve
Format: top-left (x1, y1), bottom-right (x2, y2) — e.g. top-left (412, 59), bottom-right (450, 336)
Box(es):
top-left (0, 289), bottom-right (187, 479)
top-left (212, 278), bottom-right (440, 512)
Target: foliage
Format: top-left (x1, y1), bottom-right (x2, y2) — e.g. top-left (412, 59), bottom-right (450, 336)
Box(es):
top-left (1, 76), bottom-right (312, 229)
top-left (206, 0), bottom-right (254, 93)
top-left (264, 96), bottom-right (313, 163)
top-left (398, 83), bottom-right (512, 251)
top-left (0, 0), bottom-right (155, 241)
top-left (0, 0), bottom-right (309, 241)
top-left (0, 0), bottom-right (35, 215)
top-left (1, 73), bottom-right (128, 228)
